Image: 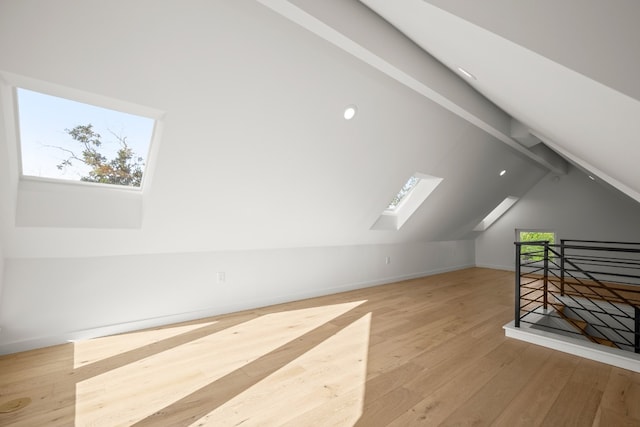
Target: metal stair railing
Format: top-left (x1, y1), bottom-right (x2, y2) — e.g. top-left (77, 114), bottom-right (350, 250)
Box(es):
top-left (514, 240), bottom-right (640, 353)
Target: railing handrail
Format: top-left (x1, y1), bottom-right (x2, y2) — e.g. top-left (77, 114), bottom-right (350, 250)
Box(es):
top-left (562, 239), bottom-right (640, 246)
top-left (515, 241), bottom-right (640, 254)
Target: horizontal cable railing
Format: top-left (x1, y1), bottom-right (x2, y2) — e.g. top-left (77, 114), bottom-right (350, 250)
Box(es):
top-left (515, 240), bottom-right (640, 354)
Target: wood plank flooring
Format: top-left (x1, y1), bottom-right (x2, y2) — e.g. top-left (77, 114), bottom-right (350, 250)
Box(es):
top-left (1, 267), bottom-right (639, 426)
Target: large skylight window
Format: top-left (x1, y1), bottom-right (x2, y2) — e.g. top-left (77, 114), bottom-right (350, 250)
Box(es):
top-left (16, 88), bottom-right (155, 188)
top-left (372, 173), bottom-right (443, 230)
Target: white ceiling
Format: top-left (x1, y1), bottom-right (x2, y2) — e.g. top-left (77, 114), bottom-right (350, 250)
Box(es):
top-left (361, 0), bottom-right (640, 202)
top-left (1, 0), bottom-right (632, 258)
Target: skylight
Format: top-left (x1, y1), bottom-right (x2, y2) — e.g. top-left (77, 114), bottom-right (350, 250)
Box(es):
top-left (386, 176), bottom-right (419, 211)
top-left (473, 196), bottom-right (519, 231)
top-left (372, 173), bottom-right (443, 231)
top-left (16, 88), bottom-right (155, 188)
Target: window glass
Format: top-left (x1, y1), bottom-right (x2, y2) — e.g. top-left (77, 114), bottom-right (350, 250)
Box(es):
top-left (518, 230), bottom-right (556, 261)
top-left (17, 88), bottom-right (155, 187)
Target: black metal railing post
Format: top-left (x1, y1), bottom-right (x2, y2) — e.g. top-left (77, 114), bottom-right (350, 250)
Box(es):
top-left (515, 242), bottom-right (521, 327)
top-left (560, 239), bottom-right (566, 296)
top-left (635, 306), bottom-right (640, 354)
top-left (543, 241), bottom-right (549, 310)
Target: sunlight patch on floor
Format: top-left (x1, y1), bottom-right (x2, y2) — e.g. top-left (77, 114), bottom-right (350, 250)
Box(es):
top-left (75, 301), bottom-right (366, 426)
top-left (190, 313), bottom-right (371, 427)
top-left (73, 321), bottom-right (217, 368)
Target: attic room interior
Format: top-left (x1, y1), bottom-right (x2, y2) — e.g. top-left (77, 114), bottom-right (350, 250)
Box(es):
top-left (1, 0), bottom-right (640, 425)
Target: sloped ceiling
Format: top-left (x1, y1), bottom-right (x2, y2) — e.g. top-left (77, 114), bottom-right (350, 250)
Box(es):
top-left (362, 0), bottom-right (640, 203)
top-left (0, 0), bottom-right (565, 258)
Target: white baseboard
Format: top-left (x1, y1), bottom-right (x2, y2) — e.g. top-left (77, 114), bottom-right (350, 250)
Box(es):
top-left (504, 321), bottom-right (640, 373)
top-left (0, 263), bottom-right (474, 355)
top-left (475, 263), bottom-right (515, 272)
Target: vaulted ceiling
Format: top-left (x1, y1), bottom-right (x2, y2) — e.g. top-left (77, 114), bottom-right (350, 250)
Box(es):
top-left (361, 0), bottom-right (640, 202)
top-left (0, 0), bottom-right (636, 259)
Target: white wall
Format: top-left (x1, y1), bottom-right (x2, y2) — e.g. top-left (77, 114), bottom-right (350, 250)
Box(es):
top-left (0, 239), bottom-right (474, 354)
top-left (0, 240), bottom-right (4, 315)
top-left (476, 166), bottom-right (640, 270)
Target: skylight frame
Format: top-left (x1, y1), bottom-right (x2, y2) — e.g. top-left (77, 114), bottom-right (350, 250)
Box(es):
top-left (473, 196), bottom-right (519, 231)
top-left (15, 88), bottom-right (157, 189)
top-left (1, 71), bottom-right (164, 192)
top-left (372, 172), bottom-right (444, 231)
top-left (0, 72), bottom-right (167, 229)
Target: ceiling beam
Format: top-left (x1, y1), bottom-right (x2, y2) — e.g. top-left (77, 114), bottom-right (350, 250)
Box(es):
top-left (257, 0), bottom-right (568, 174)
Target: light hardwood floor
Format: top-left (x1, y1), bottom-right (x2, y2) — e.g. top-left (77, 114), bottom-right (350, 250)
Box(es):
top-left (0, 267), bottom-right (639, 426)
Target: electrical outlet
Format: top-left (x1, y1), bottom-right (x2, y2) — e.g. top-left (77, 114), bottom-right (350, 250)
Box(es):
top-left (217, 271), bottom-right (226, 284)
top-left (385, 256), bottom-right (391, 264)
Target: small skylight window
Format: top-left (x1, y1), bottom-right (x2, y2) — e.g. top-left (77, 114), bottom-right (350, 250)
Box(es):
top-left (16, 88), bottom-right (155, 188)
top-left (372, 173), bottom-right (443, 231)
top-left (386, 176), bottom-right (419, 211)
top-left (473, 196), bottom-right (519, 231)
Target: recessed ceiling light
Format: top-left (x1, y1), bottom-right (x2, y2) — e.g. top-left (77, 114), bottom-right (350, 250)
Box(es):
top-left (588, 175), bottom-right (595, 180)
top-left (457, 66), bottom-right (477, 80)
top-left (343, 105), bottom-right (357, 120)
top-left (499, 170), bottom-right (507, 176)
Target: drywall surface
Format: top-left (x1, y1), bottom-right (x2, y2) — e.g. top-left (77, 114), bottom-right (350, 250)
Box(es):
top-left (286, 0), bottom-right (512, 135)
top-left (0, 239), bottom-right (473, 353)
top-left (422, 0), bottom-right (640, 102)
top-left (475, 167), bottom-right (640, 270)
top-left (0, 241), bottom-right (4, 312)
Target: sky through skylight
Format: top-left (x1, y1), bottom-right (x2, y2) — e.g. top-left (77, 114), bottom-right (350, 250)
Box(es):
top-left (17, 88), bottom-right (155, 186)
top-left (387, 176), bottom-right (420, 210)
